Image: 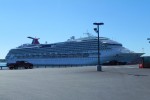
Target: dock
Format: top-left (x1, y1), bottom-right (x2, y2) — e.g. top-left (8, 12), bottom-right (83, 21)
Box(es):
top-left (0, 65), bottom-right (150, 100)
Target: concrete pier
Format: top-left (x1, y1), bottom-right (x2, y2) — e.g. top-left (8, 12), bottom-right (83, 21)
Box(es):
top-left (0, 65), bottom-right (150, 100)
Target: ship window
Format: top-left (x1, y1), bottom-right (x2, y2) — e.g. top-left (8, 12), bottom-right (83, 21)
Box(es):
top-left (105, 43), bottom-right (122, 46)
top-left (41, 45), bottom-right (51, 48)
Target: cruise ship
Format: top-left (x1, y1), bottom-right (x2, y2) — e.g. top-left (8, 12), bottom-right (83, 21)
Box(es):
top-left (5, 35), bottom-right (143, 66)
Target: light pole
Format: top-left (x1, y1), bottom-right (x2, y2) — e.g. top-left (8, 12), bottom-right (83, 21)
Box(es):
top-left (93, 22), bottom-right (104, 71)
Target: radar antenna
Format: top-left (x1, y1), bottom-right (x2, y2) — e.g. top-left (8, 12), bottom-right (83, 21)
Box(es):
top-left (83, 32), bottom-right (93, 37)
top-left (83, 30), bottom-right (93, 37)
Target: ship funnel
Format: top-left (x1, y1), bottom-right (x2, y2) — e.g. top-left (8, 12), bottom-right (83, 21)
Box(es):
top-left (27, 37), bottom-right (40, 44)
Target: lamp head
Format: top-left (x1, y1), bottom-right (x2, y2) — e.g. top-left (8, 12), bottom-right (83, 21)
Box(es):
top-left (93, 22), bottom-right (104, 25)
top-left (94, 28), bottom-right (97, 31)
top-left (94, 28), bottom-right (98, 33)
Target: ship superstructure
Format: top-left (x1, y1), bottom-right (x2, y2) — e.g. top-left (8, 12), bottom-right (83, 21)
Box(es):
top-left (6, 35), bottom-right (143, 66)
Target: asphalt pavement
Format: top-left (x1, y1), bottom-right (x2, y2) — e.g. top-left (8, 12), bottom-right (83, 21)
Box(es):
top-left (0, 65), bottom-right (150, 100)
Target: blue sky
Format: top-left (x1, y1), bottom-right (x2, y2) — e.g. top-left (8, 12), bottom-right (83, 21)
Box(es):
top-left (0, 0), bottom-right (150, 59)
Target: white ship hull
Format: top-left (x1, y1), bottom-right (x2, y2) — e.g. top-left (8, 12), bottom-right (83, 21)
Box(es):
top-left (7, 53), bottom-right (142, 66)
